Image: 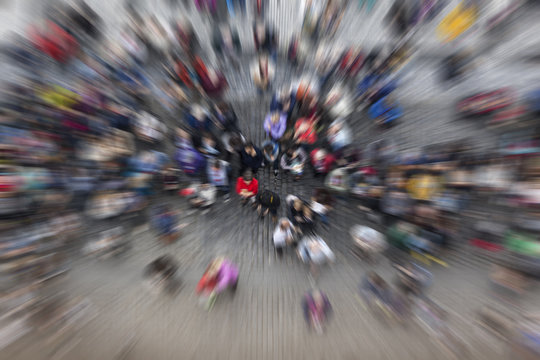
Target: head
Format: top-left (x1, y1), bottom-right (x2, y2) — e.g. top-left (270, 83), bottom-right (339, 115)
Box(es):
top-left (207, 257), bottom-right (225, 278)
top-left (243, 169), bottom-right (253, 183)
top-left (280, 219), bottom-right (290, 231)
top-left (368, 272), bottom-right (385, 288)
top-left (293, 198), bottom-right (303, 211)
top-left (264, 143), bottom-right (274, 155)
top-left (202, 133), bottom-right (215, 146)
top-left (244, 142), bottom-right (255, 154)
top-left (314, 149), bottom-right (327, 162)
top-left (259, 55), bottom-right (268, 68)
top-left (286, 146), bottom-right (296, 157)
top-left (212, 159), bottom-right (222, 170)
top-left (271, 111), bottom-right (280, 124)
top-left (192, 105), bottom-right (205, 120)
top-left (229, 134), bottom-right (243, 151)
top-left (312, 290), bottom-right (325, 307)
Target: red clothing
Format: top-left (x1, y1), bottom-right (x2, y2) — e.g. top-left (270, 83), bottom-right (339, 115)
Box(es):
top-left (196, 273), bottom-right (218, 294)
top-left (236, 177), bottom-right (258, 196)
top-left (340, 50), bottom-right (353, 71)
top-left (193, 57), bottom-right (227, 97)
top-left (310, 149), bottom-right (335, 174)
top-left (294, 117), bottom-right (317, 145)
top-left (349, 53), bottom-right (364, 77)
top-left (175, 62), bottom-right (193, 88)
top-left (31, 21), bottom-right (77, 63)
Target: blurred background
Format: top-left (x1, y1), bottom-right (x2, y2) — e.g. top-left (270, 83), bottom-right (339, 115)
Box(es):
top-left (0, 0), bottom-right (539, 359)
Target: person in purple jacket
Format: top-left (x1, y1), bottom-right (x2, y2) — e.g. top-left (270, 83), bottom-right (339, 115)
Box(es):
top-left (264, 110), bottom-right (287, 141)
top-left (176, 143), bottom-right (205, 178)
top-left (196, 257), bottom-right (239, 309)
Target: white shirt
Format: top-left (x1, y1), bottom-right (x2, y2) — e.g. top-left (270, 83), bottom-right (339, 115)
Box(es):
top-left (273, 219), bottom-right (293, 247)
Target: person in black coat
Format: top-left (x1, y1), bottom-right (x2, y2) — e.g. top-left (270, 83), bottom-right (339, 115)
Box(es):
top-left (240, 142), bottom-right (264, 174)
top-left (257, 189), bottom-right (280, 222)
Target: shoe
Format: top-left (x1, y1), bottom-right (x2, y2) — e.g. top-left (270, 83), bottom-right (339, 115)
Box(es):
top-left (274, 170), bottom-right (279, 177)
top-left (223, 195), bottom-right (231, 203)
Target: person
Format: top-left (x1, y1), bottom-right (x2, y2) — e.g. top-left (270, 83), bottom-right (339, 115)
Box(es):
top-left (252, 55), bottom-right (275, 92)
top-left (174, 20), bottom-right (199, 55)
top-left (240, 142), bottom-right (264, 174)
top-left (311, 188), bottom-right (333, 227)
top-left (188, 183), bottom-right (217, 211)
top-left (264, 110), bottom-right (287, 141)
top-left (185, 104), bottom-right (212, 134)
top-left (273, 218), bottom-right (296, 256)
top-left (196, 257), bottom-right (239, 310)
top-left (194, 0), bottom-right (217, 15)
top-left (253, 21), bottom-right (277, 57)
top-left (280, 146), bottom-right (308, 180)
top-left (256, 189), bottom-right (280, 222)
top-left (212, 24), bottom-right (241, 69)
top-left (394, 262), bottom-right (431, 296)
top-left (207, 158), bottom-right (231, 201)
top-left (193, 56), bottom-right (228, 98)
top-left (143, 255), bottom-right (181, 296)
top-left (361, 272), bottom-right (394, 305)
top-left (297, 235), bottom-right (335, 278)
top-left (286, 194), bottom-right (315, 234)
top-left (327, 118), bottom-right (352, 154)
top-left (293, 116), bottom-right (318, 146)
top-left (325, 167), bottom-right (350, 193)
top-left (358, 0), bottom-right (377, 13)
top-left (226, 0), bottom-right (247, 17)
top-left (270, 89), bottom-right (295, 118)
top-left (176, 140), bottom-right (206, 178)
top-left (215, 102), bottom-right (240, 133)
top-left (197, 132), bottom-right (222, 159)
top-left (151, 205), bottom-right (179, 244)
top-left (302, 290), bottom-right (332, 333)
top-left (162, 167), bottom-right (180, 193)
top-left (287, 195), bottom-right (305, 226)
top-left (368, 94), bottom-right (403, 126)
top-left (262, 140), bottom-right (280, 176)
top-left (310, 148), bottom-right (335, 176)
top-left (236, 169), bottom-right (258, 205)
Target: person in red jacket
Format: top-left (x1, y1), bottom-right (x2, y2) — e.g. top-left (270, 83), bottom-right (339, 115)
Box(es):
top-left (294, 116), bottom-right (318, 146)
top-left (30, 21), bottom-right (78, 63)
top-left (310, 148), bottom-right (335, 176)
top-left (236, 169), bottom-right (258, 205)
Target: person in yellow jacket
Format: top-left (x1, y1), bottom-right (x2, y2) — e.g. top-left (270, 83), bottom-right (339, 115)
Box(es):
top-left (437, 1), bottom-right (479, 43)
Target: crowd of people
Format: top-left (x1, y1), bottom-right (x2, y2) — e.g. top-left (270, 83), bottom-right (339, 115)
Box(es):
top-left (0, 0), bottom-right (538, 351)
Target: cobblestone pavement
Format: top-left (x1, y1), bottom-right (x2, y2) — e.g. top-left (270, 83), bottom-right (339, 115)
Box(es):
top-left (2, 1), bottom-right (540, 359)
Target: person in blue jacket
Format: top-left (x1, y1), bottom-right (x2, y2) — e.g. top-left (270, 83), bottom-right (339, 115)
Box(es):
top-left (368, 95), bottom-right (403, 126)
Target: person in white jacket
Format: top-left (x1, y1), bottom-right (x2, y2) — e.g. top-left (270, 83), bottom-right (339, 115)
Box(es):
top-left (273, 218), bottom-right (296, 257)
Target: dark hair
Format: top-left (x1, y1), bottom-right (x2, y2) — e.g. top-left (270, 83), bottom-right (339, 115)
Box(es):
top-left (213, 159), bottom-right (222, 169)
top-left (244, 141), bottom-right (254, 149)
top-left (263, 143), bottom-right (274, 153)
top-left (229, 134), bottom-right (243, 150)
top-left (243, 169), bottom-right (253, 180)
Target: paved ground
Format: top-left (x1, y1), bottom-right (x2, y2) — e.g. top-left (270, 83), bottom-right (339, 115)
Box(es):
top-left (2, 1), bottom-right (540, 359)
